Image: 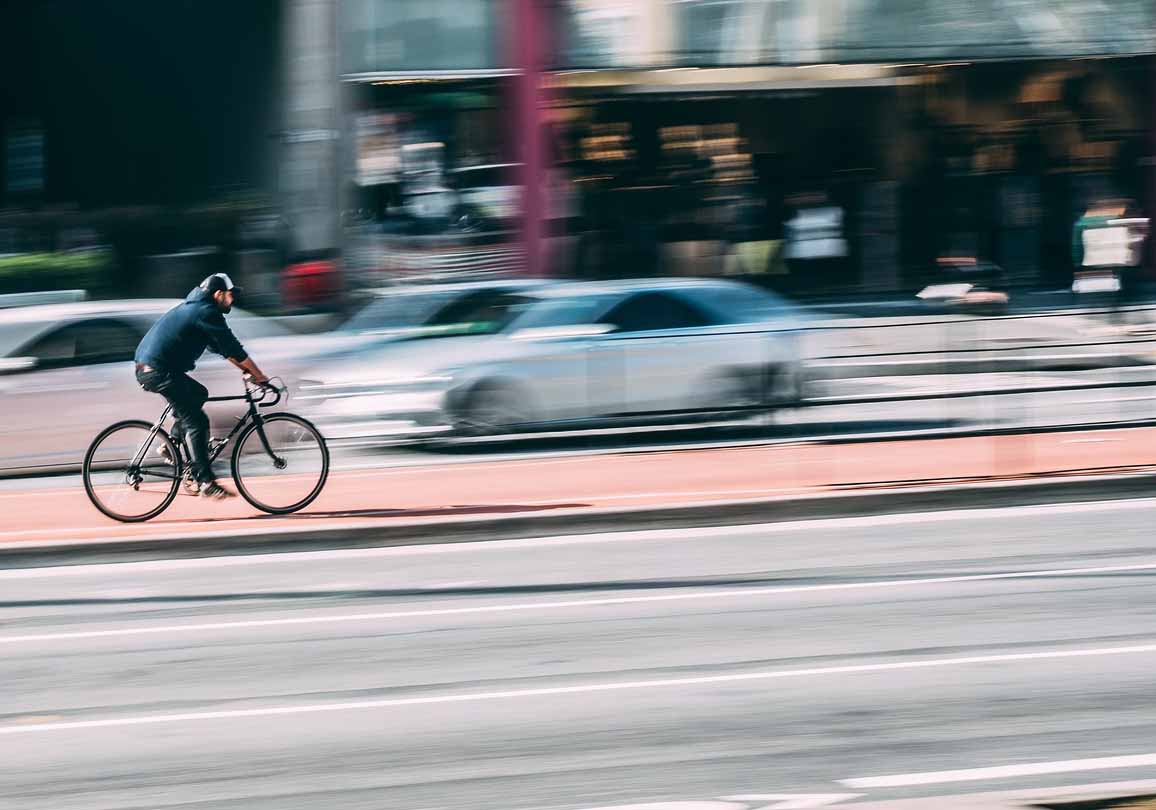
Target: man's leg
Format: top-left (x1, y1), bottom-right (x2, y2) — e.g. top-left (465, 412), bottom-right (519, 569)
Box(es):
top-left (164, 375), bottom-right (214, 484)
top-left (136, 367), bottom-right (188, 453)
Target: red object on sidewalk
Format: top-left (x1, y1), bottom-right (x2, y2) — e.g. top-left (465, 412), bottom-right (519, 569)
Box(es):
top-left (283, 260), bottom-right (341, 310)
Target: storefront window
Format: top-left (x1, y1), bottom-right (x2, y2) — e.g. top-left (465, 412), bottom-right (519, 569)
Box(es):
top-left (838, 0), bottom-right (1155, 61)
top-left (342, 0), bottom-right (503, 75)
top-left (554, 0), bottom-right (1155, 68)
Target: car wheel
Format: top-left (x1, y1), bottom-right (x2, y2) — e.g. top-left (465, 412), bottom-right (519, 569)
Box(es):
top-left (706, 368), bottom-right (779, 433)
top-left (455, 382), bottom-right (530, 437)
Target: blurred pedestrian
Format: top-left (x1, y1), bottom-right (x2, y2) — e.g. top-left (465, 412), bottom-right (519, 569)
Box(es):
top-left (784, 191), bottom-right (847, 296)
top-left (1072, 197), bottom-right (1147, 328)
top-left (723, 189), bottom-right (780, 287)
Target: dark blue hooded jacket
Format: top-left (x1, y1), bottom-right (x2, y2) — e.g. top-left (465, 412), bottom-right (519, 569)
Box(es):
top-left (134, 286), bottom-right (248, 373)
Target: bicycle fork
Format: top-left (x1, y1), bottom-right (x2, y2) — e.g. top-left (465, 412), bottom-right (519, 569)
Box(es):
top-left (251, 415), bottom-right (287, 469)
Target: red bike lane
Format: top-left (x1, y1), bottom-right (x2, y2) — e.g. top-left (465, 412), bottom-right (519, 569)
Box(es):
top-left (2, 426), bottom-right (1153, 548)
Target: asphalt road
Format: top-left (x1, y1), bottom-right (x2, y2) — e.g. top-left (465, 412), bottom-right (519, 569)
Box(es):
top-left (5, 498), bottom-right (1156, 809)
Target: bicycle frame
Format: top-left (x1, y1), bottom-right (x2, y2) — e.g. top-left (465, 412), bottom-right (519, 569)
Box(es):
top-left (204, 383), bottom-right (286, 467)
top-left (127, 382), bottom-right (286, 481)
top-left (125, 403), bottom-right (178, 485)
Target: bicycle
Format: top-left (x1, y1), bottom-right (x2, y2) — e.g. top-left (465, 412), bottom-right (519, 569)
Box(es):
top-left (83, 377), bottom-right (330, 522)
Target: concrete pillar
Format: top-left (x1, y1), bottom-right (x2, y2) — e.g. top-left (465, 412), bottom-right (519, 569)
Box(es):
top-left (282, 0), bottom-right (341, 258)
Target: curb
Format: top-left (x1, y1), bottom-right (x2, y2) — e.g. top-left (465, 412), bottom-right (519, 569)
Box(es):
top-left (2, 470), bottom-right (1155, 569)
top-left (845, 779), bottom-right (1156, 809)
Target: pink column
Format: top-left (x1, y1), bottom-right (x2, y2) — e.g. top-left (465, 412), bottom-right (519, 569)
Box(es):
top-left (511, 0), bottom-right (548, 277)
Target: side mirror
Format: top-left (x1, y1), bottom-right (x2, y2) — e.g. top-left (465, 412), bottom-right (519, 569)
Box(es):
top-left (510, 324), bottom-right (616, 341)
top-left (0, 357), bottom-right (37, 375)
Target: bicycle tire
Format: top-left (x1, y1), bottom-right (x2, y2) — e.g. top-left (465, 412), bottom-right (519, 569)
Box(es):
top-left (83, 420), bottom-right (181, 523)
top-left (231, 412), bottom-right (329, 514)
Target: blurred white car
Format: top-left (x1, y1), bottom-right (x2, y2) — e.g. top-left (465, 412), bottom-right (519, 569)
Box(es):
top-left (450, 164), bottom-right (520, 228)
top-left (299, 279), bottom-right (808, 442)
top-left (0, 300), bottom-right (298, 474)
top-left (0, 282), bottom-right (562, 473)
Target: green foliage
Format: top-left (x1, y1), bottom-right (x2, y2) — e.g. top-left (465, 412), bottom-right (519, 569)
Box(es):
top-left (0, 250), bottom-right (112, 294)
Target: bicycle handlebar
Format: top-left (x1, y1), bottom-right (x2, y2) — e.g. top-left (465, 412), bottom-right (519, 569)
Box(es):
top-left (244, 375), bottom-right (287, 408)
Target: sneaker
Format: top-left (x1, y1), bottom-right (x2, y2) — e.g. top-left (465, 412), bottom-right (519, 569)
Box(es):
top-left (158, 444), bottom-right (175, 465)
top-left (200, 480), bottom-right (235, 500)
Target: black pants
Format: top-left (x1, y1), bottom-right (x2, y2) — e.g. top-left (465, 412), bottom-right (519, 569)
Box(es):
top-left (136, 368), bottom-right (215, 483)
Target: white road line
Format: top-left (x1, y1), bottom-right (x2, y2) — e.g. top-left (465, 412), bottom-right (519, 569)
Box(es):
top-left (721, 795), bottom-right (861, 809)
top-left (3, 560), bottom-right (1155, 645)
top-left (5, 643), bottom-right (1156, 736)
top-left (842, 752), bottom-right (1156, 789)
top-left (1069, 396), bottom-right (1156, 406)
top-left (4, 496), bottom-right (1156, 578)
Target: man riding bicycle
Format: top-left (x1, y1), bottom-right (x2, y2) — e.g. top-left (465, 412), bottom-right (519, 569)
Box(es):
top-left (134, 273), bottom-right (271, 500)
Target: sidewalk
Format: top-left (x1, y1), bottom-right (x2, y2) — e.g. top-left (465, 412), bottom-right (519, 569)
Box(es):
top-left (3, 425), bottom-right (1154, 551)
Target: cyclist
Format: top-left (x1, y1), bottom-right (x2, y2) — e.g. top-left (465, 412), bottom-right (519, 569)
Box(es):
top-left (134, 273), bottom-right (272, 500)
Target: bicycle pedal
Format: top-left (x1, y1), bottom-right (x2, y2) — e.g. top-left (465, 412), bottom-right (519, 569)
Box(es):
top-left (182, 478), bottom-right (202, 496)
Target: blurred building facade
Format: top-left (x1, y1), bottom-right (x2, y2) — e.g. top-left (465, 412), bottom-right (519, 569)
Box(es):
top-left (1, 0), bottom-right (1153, 301)
top-left (337, 0), bottom-right (1155, 296)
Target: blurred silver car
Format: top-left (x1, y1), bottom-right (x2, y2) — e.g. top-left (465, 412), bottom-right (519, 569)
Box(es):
top-left (0, 300), bottom-right (298, 474)
top-left (334, 280), bottom-right (555, 344)
top-left (299, 279), bottom-right (807, 442)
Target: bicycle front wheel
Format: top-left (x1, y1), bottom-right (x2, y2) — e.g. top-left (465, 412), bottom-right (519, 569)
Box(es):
top-left (83, 420), bottom-right (181, 522)
top-left (231, 413), bottom-right (329, 514)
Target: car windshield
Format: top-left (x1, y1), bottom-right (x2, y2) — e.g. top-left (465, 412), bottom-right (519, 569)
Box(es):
top-left (340, 289), bottom-right (539, 339)
top-left (505, 295), bottom-right (615, 331)
top-left (337, 291), bottom-right (461, 335)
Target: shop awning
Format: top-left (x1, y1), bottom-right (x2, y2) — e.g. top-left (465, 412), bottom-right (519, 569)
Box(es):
top-left (549, 65), bottom-right (922, 94)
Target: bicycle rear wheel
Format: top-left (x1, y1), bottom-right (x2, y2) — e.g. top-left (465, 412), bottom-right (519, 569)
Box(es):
top-left (231, 413), bottom-right (329, 514)
top-left (83, 420), bottom-right (181, 522)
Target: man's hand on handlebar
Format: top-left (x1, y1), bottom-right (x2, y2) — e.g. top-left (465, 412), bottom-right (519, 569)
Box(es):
top-left (244, 373), bottom-right (275, 389)
top-left (229, 355), bottom-right (271, 387)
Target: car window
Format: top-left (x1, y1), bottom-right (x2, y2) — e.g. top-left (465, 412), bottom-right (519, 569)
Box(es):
top-left (18, 319), bottom-right (140, 368)
top-left (456, 167), bottom-right (510, 189)
top-left (21, 328), bottom-right (77, 366)
top-left (687, 284), bottom-right (790, 323)
top-left (505, 295), bottom-right (615, 331)
top-left (73, 320), bottom-right (141, 364)
top-left (427, 292), bottom-right (537, 334)
top-left (600, 292), bottom-right (713, 333)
